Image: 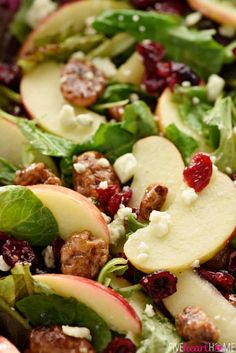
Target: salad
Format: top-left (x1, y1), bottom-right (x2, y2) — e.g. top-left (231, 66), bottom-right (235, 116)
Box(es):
top-left (0, 0), bottom-right (236, 352)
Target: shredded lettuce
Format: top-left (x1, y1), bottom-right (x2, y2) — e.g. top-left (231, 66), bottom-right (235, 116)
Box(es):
top-left (97, 258), bottom-right (128, 287)
top-left (0, 158), bottom-right (17, 185)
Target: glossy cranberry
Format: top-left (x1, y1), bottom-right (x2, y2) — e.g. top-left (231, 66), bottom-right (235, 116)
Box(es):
top-left (52, 237), bottom-right (65, 265)
top-left (197, 268), bottom-right (235, 293)
top-left (183, 152), bottom-right (213, 192)
top-left (0, 232), bottom-right (11, 249)
top-left (2, 239), bottom-right (38, 268)
top-left (97, 186), bottom-right (132, 217)
top-left (103, 337), bottom-right (136, 353)
top-left (204, 246), bottom-right (232, 271)
top-left (137, 42), bottom-right (165, 75)
top-left (233, 47), bottom-right (236, 57)
top-left (228, 251), bottom-right (236, 277)
top-left (171, 63), bottom-right (200, 86)
top-left (130, 0), bottom-right (188, 15)
top-left (0, 0), bottom-right (20, 11)
top-left (0, 62), bottom-right (21, 87)
top-left (140, 270), bottom-right (177, 301)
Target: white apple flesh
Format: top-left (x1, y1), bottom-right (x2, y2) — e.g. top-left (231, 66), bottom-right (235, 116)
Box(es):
top-left (164, 270), bottom-right (236, 344)
top-left (34, 274), bottom-right (141, 335)
top-left (129, 136), bottom-right (185, 209)
top-left (187, 0), bottom-right (236, 29)
top-left (0, 337), bottom-right (20, 353)
top-left (125, 171), bottom-right (236, 273)
top-left (28, 184), bottom-right (109, 243)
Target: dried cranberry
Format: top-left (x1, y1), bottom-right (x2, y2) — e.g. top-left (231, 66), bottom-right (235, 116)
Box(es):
top-left (0, 232), bottom-right (11, 250)
top-left (140, 270), bottom-right (177, 301)
top-left (228, 251), bottom-right (236, 277)
top-left (231, 172), bottom-right (236, 181)
top-left (197, 268), bottom-right (235, 293)
top-left (0, 0), bottom-right (20, 11)
top-left (97, 185), bottom-right (132, 217)
top-left (103, 337), bottom-right (136, 353)
top-left (233, 47), bottom-right (236, 57)
top-left (52, 237), bottom-right (65, 265)
top-left (0, 62), bottom-right (21, 88)
top-left (204, 246), bottom-right (232, 272)
top-left (2, 239), bottom-right (38, 268)
top-left (137, 42), bottom-right (165, 75)
top-left (183, 152), bottom-right (213, 192)
top-left (171, 63), bottom-right (200, 86)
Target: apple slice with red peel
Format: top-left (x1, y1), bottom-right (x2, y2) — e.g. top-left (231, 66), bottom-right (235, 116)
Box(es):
top-left (129, 136), bottom-right (185, 209)
top-left (164, 270), bottom-right (236, 344)
top-left (0, 337), bottom-right (20, 353)
top-left (187, 0), bottom-right (236, 29)
top-left (125, 170), bottom-right (236, 273)
top-left (28, 184), bottom-right (109, 243)
top-left (34, 274), bottom-right (141, 335)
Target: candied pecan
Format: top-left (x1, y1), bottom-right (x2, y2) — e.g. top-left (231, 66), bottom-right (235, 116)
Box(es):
top-left (176, 306), bottom-right (219, 344)
top-left (139, 184), bottom-right (168, 220)
top-left (15, 163), bottom-right (61, 186)
top-left (72, 151), bottom-right (121, 199)
top-left (61, 231), bottom-right (108, 279)
top-left (60, 59), bottom-right (106, 107)
top-left (25, 326), bottom-right (96, 353)
top-left (108, 106), bottom-right (125, 121)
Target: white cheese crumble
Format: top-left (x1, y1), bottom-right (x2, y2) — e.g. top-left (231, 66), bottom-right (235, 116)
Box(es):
top-left (62, 326), bottom-right (92, 340)
top-left (75, 114), bottom-right (94, 127)
top-left (92, 57), bottom-right (117, 78)
top-left (116, 204), bottom-right (134, 221)
top-left (139, 25), bottom-right (146, 32)
top-left (42, 246), bottom-right (55, 269)
top-left (182, 81), bottom-right (191, 87)
top-left (98, 181), bottom-right (108, 189)
top-left (74, 162), bottom-right (86, 174)
top-left (113, 153), bottom-right (137, 184)
top-left (0, 255), bottom-right (11, 272)
top-left (207, 74), bottom-right (225, 101)
top-left (185, 12), bottom-right (202, 27)
top-left (132, 15), bottom-right (140, 22)
top-left (219, 25), bottom-right (235, 38)
top-left (226, 166), bottom-right (232, 175)
top-left (59, 104), bottom-right (76, 129)
top-left (149, 210), bottom-right (171, 237)
top-left (101, 212), bottom-right (111, 224)
top-left (97, 158), bottom-right (110, 168)
top-left (191, 259), bottom-right (200, 268)
top-left (26, 0), bottom-right (57, 28)
top-left (192, 96), bottom-right (200, 105)
top-left (144, 304), bottom-right (155, 318)
top-left (181, 187), bottom-right (198, 206)
top-left (108, 218), bottom-right (126, 246)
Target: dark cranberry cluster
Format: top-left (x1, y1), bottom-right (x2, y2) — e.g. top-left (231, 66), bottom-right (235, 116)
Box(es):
top-left (97, 185), bottom-right (132, 217)
top-left (197, 268), bottom-right (235, 293)
top-left (136, 41), bottom-right (200, 96)
top-left (103, 337), bottom-right (136, 353)
top-left (140, 270), bottom-right (177, 301)
top-left (130, 0), bottom-right (188, 15)
top-left (0, 62), bottom-right (21, 88)
top-left (0, 0), bottom-right (20, 11)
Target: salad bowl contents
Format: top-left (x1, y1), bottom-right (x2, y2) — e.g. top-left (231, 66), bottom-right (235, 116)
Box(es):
top-left (0, 0), bottom-right (236, 352)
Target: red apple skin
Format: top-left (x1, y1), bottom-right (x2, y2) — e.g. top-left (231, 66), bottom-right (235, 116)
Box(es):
top-left (34, 274), bottom-right (142, 334)
top-left (0, 337), bottom-right (20, 353)
top-left (187, 0), bottom-right (236, 28)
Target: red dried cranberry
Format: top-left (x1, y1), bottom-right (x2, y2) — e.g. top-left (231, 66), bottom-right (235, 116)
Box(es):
top-left (0, 62), bottom-right (21, 87)
top-left (97, 185), bottom-right (132, 217)
top-left (0, 231), bottom-right (11, 249)
top-left (0, 0), bottom-right (20, 11)
top-left (156, 61), bottom-right (172, 78)
top-left (108, 193), bottom-right (123, 217)
top-left (140, 270), bottom-right (177, 301)
top-left (228, 251), bottom-right (236, 277)
top-left (103, 337), bottom-right (136, 353)
top-left (171, 63), bottom-right (200, 86)
top-left (183, 152), bottom-right (213, 192)
top-left (137, 42), bottom-right (165, 75)
top-left (233, 47), bottom-right (236, 57)
top-left (197, 268), bottom-right (235, 293)
top-left (2, 239), bottom-right (38, 268)
top-left (97, 185), bottom-right (120, 205)
top-left (52, 237), bottom-right (65, 264)
top-left (231, 172), bottom-right (236, 181)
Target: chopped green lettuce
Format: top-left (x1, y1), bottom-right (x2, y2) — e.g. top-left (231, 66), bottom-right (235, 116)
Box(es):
top-left (10, 0), bottom-right (33, 43)
top-left (0, 158), bottom-right (17, 185)
top-left (97, 258), bottom-right (128, 287)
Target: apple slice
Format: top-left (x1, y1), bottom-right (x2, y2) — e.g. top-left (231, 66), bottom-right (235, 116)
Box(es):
top-left (187, 0), bottom-right (236, 28)
top-left (129, 136), bottom-right (185, 209)
top-left (20, 0), bottom-right (130, 57)
top-left (0, 114), bottom-right (57, 172)
top-left (164, 270), bottom-right (236, 344)
top-left (125, 171), bottom-right (236, 273)
top-left (21, 61), bottom-right (105, 142)
top-left (115, 53), bottom-right (145, 86)
top-left (34, 274), bottom-right (141, 335)
top-left (156, 88), bottom-right (211, 152)
top-left (28, 184), bottom-right (109, 243)
top-left (0, 337), bottom-right (20, 353)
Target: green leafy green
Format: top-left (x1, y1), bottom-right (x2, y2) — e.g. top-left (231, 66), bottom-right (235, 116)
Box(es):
top-left (165, 123), bottom-right (199, 163)
top-left (10, 0), bottom-right (33, 43)
top-left (137, 312), bottom-right (181, 353)
top-left (0, 158), bottom-right (17, 185)
top-left (204, 97), bottom-right (236, 173)
top-left (126, 214), bottom-right (148, 233)
top-left (97, 258), bottom-right (128, 287)
top-left (17, 294), bottom-right (111, 352)
top-left (93, 10), bottom-right (233, 78)
top-left (0, 185), bottom-right (58, 246)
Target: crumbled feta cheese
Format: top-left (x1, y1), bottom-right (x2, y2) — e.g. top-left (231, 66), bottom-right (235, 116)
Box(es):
top-left (92, 57), bottom-right (117, 78)
top-left (42, 246), bottom-right (55, 269)
top-left (185, 12), bottom-right (202, 27)
top-left (62, 326), bottom-right (92, 340)
top-left (129, 93), bottom-right (139, 102)
top-left (137, 253), bottom-right (148, 262)
top-left (108, 218), bottom-right (126, 245)
top-left (132, 15), bottom-right (140, 22)
top-left (84, 71), bottom-right (94, 80)
top-left (26, 0), bottom-right (57, 28)
top-left (182, 81), bottom-right (191, 88)
top-left (75, 114), bottom-right (94, 127)
top-left (116, 205), bottom-right (133, 221)
top-left (181, 187), bottom-right (198, 206)
top-left (144, 304), bottom-right (155, 318)
top-left (101, 212), bottom-right (111, 224)
top-left (0, 255), bottom-right (11, 272)
top-left (98, 181), bottom-right (108, 189)
top-left (118, 15), bottom-right (124, 21)
top-left (74, 162), bottom-right (86, 174)
top-left (192, 96), bottom-right (200, 105)
top-left (97, 158), bottom-right (110, 168)
top-left (138, 241), bottom-right (149, 252)
top-left (113, 153), bottom-right (137, 184)
top-left (191, 259), bottom-right (200, 268)
top-left (219, 25), bottom-right (235, 38)
top-left (139, 26), bottom-right (146, 32)
top-left (149, 211), bottom-right (171, 237)
top-left (59, 104), bottom-right (76, 129)
top-left (71, 51), bottom-right (85, 60)
top-left (226, 167), bottom-right (232, 175)
top-left (207, 74), bottom-right (225, 101)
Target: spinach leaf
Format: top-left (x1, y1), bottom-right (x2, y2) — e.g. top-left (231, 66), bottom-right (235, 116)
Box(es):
top-left (204, 97), bottom-right (236, 174)
top-left (97, 258), bottom-right (128, 287)
top-left (10, 0), bottom-right (33, 43)
top-left (165, 123), bottom-right (199, 164)
top-left (137, 312), bottom-right (181, 353)
top-left (0, 158), bottom-right (17, 185)
top-left (17, 119), bottom-right (75, 157)
top-left (126, 214), bottom-right (148, 233)
top-left (93, 10), bottom-right (232, 78)
top-left (16, 294), bottom-right (111, 352)
top-left (0, 185), bottom-right (58, 246)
